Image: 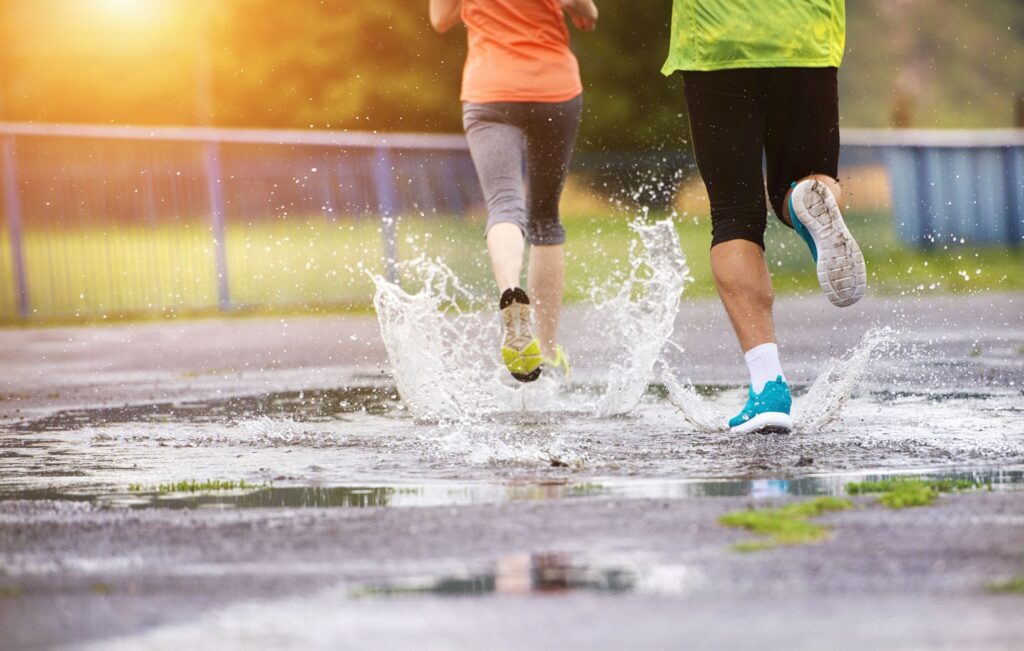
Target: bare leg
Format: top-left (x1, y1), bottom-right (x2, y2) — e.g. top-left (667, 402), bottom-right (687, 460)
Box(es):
top-left (487, 222), bottom-right (525, 291)
top-left (779, 174), bottom-right (842, 227)
top-left (527, 244), bottom-right (564, 359)
top-left (710, 239), bottom-right (776, 352)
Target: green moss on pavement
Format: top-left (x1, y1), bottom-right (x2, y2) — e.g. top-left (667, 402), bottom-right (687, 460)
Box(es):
top-left (719, 496), bottom-right (853, 552)
top-left (846, 477), bottom-right (990, 509)
top-left (987, 577), bottom-right (1024, 595)
top-left (128, 479), bottom-right (269, 494)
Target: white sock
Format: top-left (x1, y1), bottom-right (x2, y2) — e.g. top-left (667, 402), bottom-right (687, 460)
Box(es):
top-left (744, 343), bottom-right (785, 393)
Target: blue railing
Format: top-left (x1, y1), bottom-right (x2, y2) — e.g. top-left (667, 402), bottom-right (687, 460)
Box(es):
top-left (1, 123), bottom-right (1021, 322)
top-left (844, 129), bottom-right (1024, 248)
top-left (0, 123), bottom-right (480, 320)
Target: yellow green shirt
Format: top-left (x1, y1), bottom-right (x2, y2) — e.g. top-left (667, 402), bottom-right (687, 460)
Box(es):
top-left (662, 0), bottom-right (846, 74)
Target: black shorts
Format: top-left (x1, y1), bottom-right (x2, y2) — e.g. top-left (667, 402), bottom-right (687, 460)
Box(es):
top-left (682, 67), bottom-right (840, 249)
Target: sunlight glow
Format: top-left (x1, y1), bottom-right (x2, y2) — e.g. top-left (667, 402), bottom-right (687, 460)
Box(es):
top-left (90, 0), bottom-right (167, 26)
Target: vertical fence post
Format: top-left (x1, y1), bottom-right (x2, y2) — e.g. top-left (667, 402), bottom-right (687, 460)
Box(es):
top-left (437, 152), bottom-right (465, 219)
top-left (912, 147), bottom-right (933, 248)
top-left (1006, 146), bottom-right (1022, 249)
top-left (203, 140), bottom-right (231, 311)
top-left (2, 135), bottom-right (29, 318)
top-left (372, 147), bottom-right (399, 284)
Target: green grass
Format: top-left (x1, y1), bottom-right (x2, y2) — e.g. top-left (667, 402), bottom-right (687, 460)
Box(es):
top-left (987, 576), bottom-right (1024, 595)
top-left (719, 496), bottom-right (854, 552)
top-left (563, 209), bottom-right (1024, 300)
top-left (846, 477), bottom-right (991, 509)
top-left (90, 582), bottom-right (114, 596)
top-left (3, 209), bottom-right (1021, 323)
top-left (0, 585), bottom-right (21, 599)
top-left (129, 479), bottom-right (268, 494)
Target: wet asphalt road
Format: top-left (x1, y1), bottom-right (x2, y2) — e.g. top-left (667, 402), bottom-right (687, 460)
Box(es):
top-left (1, 291), bottom-right (1021, 422)
top-left (1, 292), bottom-right (1023, 649)
top-left (2, 492), bottom-right (1023, 650)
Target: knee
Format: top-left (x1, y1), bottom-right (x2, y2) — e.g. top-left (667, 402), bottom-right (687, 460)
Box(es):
top-left (710, 240), bottom-right (774, 304)
top-left (713, 267), bottom-right (776, 310)
top-left (487, 188), bottom-right (526, 220)
top-left (710, 219), bottom-right (766, 251)
top-left (488, 186), bottom-right (524, 210)
top-left (709, 196), bottom-right (767, 249)
top-left (485, 194), bottom-right (527, 237)
top-left (527, 210), bottom-right (566, 246)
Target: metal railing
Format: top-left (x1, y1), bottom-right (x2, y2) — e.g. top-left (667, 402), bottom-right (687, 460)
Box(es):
top-left (2, 123), bottom-right (1021, 322)
top-left (0, 123), bottom-right (480, 320)
top-left (843, 129), bottom-right (1024, 248)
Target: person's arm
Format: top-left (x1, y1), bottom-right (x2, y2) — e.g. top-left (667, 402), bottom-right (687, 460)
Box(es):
top-left (560, 0), bottom-right (598, 32)
top-left (429, 0), bottom-right (463, 33)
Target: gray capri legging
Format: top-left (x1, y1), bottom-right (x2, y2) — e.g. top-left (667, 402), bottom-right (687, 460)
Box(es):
top-left (462, 95), bottom-right (582, 246)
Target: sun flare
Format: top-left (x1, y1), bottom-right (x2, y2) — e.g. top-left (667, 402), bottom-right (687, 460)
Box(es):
top-left (90, 0), bottom-right (167, 25)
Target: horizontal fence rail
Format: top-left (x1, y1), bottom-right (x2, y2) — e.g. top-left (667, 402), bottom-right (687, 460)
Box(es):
top-left (844, 129), bottom-right (1024, 249)
top-left (0, 123), bottom-right (483, 321)
top-left (0, 123), bottom-right (1021, 322)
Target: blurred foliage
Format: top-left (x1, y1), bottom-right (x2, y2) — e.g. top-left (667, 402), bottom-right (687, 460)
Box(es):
top-left (841, 0), bottom-right (1024, 128)
top-left (209, 1), bottom-right (467, 133)
top-left (0, 0), bottom-right (1020, 148)
top-left (206, 0), bottom-right (689, 151)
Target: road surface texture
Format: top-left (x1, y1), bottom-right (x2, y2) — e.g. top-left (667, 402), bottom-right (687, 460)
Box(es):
top-left (1, 292), bottom-right (1023, 650)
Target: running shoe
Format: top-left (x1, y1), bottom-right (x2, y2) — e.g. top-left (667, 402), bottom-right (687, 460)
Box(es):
top-left (789, 179), bottom-right (867, 307)
top-left (728, 375), bottom-right (793, 434)
top-left (542, 345), bottom-right (571, 379)
top-left (500, 287), bottom-right (542, 382)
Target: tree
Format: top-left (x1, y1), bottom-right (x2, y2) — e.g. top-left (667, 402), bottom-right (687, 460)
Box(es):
top-left (211, 1), bottom-right (465, 133)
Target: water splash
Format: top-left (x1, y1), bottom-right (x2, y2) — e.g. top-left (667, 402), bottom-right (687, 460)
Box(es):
top-left (663, 327), bottom-right (899, 433)
top-left (371, 256), bottom-right (509, 421)
top-left (432, 422), bottom-right (589, 469)
top-left (660, 366), bottom-right (727, 432)
top-left (371, 218), bottom-right (689, 422)
top-left (794, 327), bottom-right (898, 432)
top-left (88, 418), bottom-right (371, 449)
top-left (594, 221), bottom-right (691, 416)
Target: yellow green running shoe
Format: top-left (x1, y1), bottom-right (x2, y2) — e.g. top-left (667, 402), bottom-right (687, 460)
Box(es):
top-left (500, 287), bottom-right (542, 383)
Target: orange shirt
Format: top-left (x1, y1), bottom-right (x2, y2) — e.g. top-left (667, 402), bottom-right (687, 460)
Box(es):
top-left (460, 0), bottom-right (582, 103)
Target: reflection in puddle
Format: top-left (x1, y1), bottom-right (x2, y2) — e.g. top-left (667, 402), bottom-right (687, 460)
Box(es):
top-left (5, 380), bottom-right (1024, 491)
top-left (9, 386), bottom-right (402, 433)
top-left (3, 469), bottom-right (1021, 510)
top-left (16, 381), bottom-right (1010, 436)
top-left (355, 553), bottom-right (643, 598)
top-left (6, 383), bottom-right (711, 434)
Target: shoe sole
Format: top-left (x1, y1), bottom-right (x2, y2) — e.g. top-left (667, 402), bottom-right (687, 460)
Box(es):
top-left (791, 180), bottom-right (867, 308)
top-left (501, 300), bottom-right (542, 383)
top-left (730, 411), bottom-right (793, 434)
top-left (511, 367), bottom-right (542, 383)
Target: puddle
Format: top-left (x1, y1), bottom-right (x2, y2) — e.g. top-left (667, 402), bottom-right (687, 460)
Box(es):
top-left (2, 468), bottom-right (1021, 510)
top-left (2, 348), bottom-right (1023, 494)
top-left (354, 552), bottom-right (648, 598)
top-left (9, 386), bottom-right (402, 433)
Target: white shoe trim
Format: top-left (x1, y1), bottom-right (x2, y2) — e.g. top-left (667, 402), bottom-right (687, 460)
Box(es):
top-left (791, 180), bottom-right (867, 308)
top-left (729, 411), bottom-right (794, 434)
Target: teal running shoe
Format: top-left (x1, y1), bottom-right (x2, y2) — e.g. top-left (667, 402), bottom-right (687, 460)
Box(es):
top-left (728, 375), bottom-right (794, 434)
top-left (789, 179), bottom-right (867, 308)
